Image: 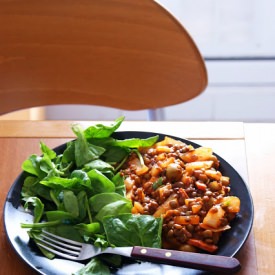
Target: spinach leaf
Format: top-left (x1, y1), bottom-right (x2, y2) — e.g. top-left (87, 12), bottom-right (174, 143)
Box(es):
top-left (23, 142), bottom-right (63, 179)
top-left (103, 214), bottom-right (163, 248)
top-left (22, 155), bottom-right (46, 179)
top-left (22, 176), bottom-right (52, 201)
top-left (20, 118), bottom-right (163, 275)
top-left (112, 172), bottom-right (126, 196)
top-left (83, 116), bottom-right (124, 139)
top-left (74, 222), bottom-right (101, 236)
top-left (47, 224), bottom-right (84, 242)
top-left (95, 201), bottom-right (132, 223)
top-left (21, 176), bottom-right (39, 198)
top-left (23, 197), bottom-right (44, 223)
top-left (40, 176), bottom-right (91, 192)
top-left (39, 153), bottom-right (63, 176)
top-left (84, 159), bottom-right (114, 176)
top-left (87, 170), bottom-right (115, 194)
top-left (77, 191), bottom-right (90, 222)
top-left (89, 193), bottom-right (130, 213)
top-left (93, 234), bottom-right (109, 248)
top-left (63, 190), bottom-right (79, 217)
top-left (45, 210), bottom-right (75, 222)
top-left (71, 170), bottom-right (91, 189)
top-left (72, 124), bottom-right (105, 167)
top-left (73, 257), bottom-right (110, 275)
top-left (62, 141), bottom-right (75, 163)
top-left (112, 135), bottom-right (159, 148)
top-left (101, 146), bottom-right (129, 163)
top-left (40, 141), bottom-right (56, 160)
top-left (28, 230), bottom-right (55, 259)
top-left (21, 219), bottom-right (61, 229)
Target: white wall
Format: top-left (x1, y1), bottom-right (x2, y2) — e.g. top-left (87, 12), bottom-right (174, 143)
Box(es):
top-left (157, 0), bottom-right (275, 58)
top-left (45, 0), bottom-right (275, 122)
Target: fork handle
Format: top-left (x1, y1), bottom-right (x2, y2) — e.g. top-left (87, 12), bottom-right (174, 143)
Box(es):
top-left (131, 246), bottom-right (241, 274)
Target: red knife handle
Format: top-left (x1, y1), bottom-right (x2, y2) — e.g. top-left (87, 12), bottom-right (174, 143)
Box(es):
top-left (131, 246), bottom-right (241, 274)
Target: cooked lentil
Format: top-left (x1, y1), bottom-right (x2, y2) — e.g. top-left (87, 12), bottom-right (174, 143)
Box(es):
top-left (121, 136), bottom-right (241, 253)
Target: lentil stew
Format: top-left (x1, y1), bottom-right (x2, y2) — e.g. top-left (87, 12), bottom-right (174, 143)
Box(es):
top-left (121, 135), bottom-right (241, 254)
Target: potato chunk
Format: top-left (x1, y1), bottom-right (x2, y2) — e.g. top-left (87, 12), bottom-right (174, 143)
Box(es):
top-left (203, 205), bottom-right (225, 228)
top-left (221, 196), bottom-right (241, 213)
top-left (185, 161), bottom-right (213, 172)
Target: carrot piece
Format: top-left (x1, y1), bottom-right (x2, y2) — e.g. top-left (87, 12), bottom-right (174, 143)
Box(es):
top-left (179, 188), bottom-right (189, 199)
top-left (195, 181), bottom-right (207, 191)
top-left (187, 239), bottom-right (218, 253)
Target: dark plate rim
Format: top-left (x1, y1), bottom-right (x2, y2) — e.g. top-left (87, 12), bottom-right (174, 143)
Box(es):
top-left (3, 131), bottom-right (254, 274)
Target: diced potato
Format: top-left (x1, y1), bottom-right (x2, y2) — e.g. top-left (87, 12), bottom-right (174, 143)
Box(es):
top-left (126, 189), bottom-right (133, 200)
top-left (221, 196), bottom-right (240, 213)
top-left (185, 197), bottom-right (202, 207)
top-left (128, 157), bottom-right (149, 175)
top-left (180, 151), bottom-right (198, 163)
top-left (157, 184), bottom-right (172, 201)
top-left (195, 147), bottom-right (213, 160)
top-left (124, 176), bottom-right (135, 192)
top-left (156, 145), bottom-right (172, 153)
top-left (151, 165), bottom-right (162, 177)
top-left (205, 169), bottom-right (222, 180)
top-left (180, 147), bottom-right (213, 163)
top-left (192, 204), bottom-right (202, 214)
top-left (155, 136), bottom-right (186, 147)
top-left (136, 165), bottom-right (149, 176)
top-left (203, 205), bottom-right (225, 228)
top-left (153, 194), bottom-right (177, 217)
top-left (185, 198), bottom-right (195, 206)
top-left (220, 176), bottom-right (230, 186)
top-left (174, 215), bottom-right (200, 225)
top-left (185, 161), bottom-right (213, 172)
top-left (182, 174), bottom-right (194, 186)
top-left (159, 157), bottom-right (175, 169)
top-left (132, 201), bottom-right (144, 214)
top-left (156, 153), bottom-right (166, 161)
top-left (200, 223), bottom-right (231, 232)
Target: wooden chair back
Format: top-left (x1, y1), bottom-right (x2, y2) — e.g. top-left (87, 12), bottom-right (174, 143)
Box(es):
top-left (0, 0), bottom-right (207, 115)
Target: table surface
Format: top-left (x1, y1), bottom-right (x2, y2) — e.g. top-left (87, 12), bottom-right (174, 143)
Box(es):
top-left (0, 120), bottom-right (274, 275)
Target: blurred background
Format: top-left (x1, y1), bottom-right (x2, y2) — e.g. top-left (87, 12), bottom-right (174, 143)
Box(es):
top-left (2, 0), bottom-right (275, 122)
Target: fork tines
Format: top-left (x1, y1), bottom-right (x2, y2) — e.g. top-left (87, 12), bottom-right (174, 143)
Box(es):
top-left (36, 230), bottom-right (82, 260)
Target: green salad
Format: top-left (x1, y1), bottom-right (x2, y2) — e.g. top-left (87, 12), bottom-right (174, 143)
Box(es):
top-left (20, 117), bottom-right (162, 274)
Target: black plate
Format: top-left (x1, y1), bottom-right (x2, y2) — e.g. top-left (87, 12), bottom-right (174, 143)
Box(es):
top-left (4, 131), bottom-right (254, 275)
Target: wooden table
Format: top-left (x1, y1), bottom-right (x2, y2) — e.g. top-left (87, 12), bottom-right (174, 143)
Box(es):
top-left (0, 120), bottom-right (274, 275)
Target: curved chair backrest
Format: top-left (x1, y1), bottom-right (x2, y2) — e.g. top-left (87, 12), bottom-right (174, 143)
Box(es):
top-left (0, 0), bottom-right (207, 115)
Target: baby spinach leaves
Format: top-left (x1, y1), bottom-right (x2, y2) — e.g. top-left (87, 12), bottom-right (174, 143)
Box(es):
top-left (103, 214), bottom-right (163, 248)
top-left (72, 124), bottom-right (106, 168)
top-left (83, 116), bottom-right (124, 139)
top-left (20, 117), bottom-right (161, 274)
top-left (23, 197), bottom-right (44, 223)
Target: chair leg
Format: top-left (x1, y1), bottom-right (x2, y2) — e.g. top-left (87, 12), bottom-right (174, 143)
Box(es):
top-left (147, 109), bottom-right (165, 121)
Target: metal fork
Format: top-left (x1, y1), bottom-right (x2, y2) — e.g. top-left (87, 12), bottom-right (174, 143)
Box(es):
top-left (36, 230), bottom-right (241, 274)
